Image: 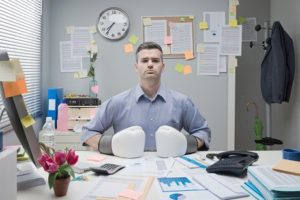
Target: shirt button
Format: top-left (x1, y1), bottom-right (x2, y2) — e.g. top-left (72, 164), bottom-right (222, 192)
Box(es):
top-left (150, 118), bottom-right (153, 121)
top-left (150, 134), bottom-right (153, 137)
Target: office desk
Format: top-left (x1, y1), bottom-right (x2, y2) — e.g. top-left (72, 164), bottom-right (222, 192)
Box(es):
top-left (17, 151), bottom-right (282, 200)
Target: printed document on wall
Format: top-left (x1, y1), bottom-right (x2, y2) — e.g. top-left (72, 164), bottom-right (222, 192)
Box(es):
top-left (203, 12), bottom-right (225, 43)
top-left (220, 25), bottom-right (242, 56)
top-left (197, 44), bottom-right (220, 75)
top-left (60, 41), bottom-right (82, 72)
top-left (242, 17), bottom-right (257, 42)
top-left (71, 27), bottom-right (93, 57)
top-left (170, 22), bottom-right (193, 54)
top-left (144, 20), bottom-right (167, 48)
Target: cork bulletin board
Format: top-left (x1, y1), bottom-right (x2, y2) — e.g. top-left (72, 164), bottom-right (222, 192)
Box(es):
top-left (142, 16), bottom-right (195, 58)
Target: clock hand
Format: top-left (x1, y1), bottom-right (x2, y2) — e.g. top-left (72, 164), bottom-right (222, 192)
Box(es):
top-left (106, 22), bottom-right (115, 35)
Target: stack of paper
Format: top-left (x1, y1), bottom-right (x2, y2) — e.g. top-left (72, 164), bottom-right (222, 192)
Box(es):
top-left (17, 162), bottom-right (46, 190)
top-left (245, 165), bottom-right (300, 199)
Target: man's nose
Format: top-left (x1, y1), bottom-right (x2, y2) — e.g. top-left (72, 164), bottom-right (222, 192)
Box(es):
top-left (147, 61), bottom-right (153, 68)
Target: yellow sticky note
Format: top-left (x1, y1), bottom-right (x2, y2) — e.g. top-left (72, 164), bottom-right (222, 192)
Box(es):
top-left (184, 51), bottom-right (194, 60)
top-left (197, 44), bottom-right (205, 53)
top-left (189, 16), bottom-right (194, 19)
top-left (229, 19), bottom-right (238, 27)
top-left (199, 21), bottom-right (209, 30)
top-left (183, 65), bottom-right (192, 75)
top-left (180, 17), bottom-right (185, 22)
top-left (238, 16), bottom-right (246, 24)
top-left (162, 45), bottom-right (171, 54)
top-left (231, 0), bottom-right (239, 6)
top-left (229, 57), bottom-right (238, 67)
top-left (164, 36), bottom-right (172, 45)
top-left (73, 73), bottom-right (79, 79)
top-left (129, 35), bottom-right (138, 44)
top-left (124, 43), bottom-right (134, 53)
top-left (228, 66), bottom-right (236, 74)
top-left (66, 26), bottom-right (75, 34)
top-left (89, 25), bottom-right (97, 33)
top-left (21, 115), bottom-right (36, 128)
top-left (143, 18), bottom-right (152, 26)
top-left (175, 63), bottom-right (184, 73)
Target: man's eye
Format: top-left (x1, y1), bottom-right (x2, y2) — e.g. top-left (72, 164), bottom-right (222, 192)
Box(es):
top-left (141, 59), bottom-right (148, 63)
top-left (152, 59), bottom-right (159, 63)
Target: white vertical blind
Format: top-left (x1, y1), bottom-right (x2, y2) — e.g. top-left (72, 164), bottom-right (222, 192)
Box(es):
top-left (0, 0), bottom-right (43, 131)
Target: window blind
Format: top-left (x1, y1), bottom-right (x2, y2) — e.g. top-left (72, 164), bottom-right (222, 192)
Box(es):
top-left (0, 0), bottom-right (43, 131)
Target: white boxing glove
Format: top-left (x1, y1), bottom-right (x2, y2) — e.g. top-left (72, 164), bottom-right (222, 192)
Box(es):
top-left (155, 125), bottom-right (187, 158)
top-left (111, 126), bottom-right (145, 158)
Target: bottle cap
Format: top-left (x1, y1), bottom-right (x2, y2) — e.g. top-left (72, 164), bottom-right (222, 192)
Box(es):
top-left (46, 116), bottom-right (52, 122)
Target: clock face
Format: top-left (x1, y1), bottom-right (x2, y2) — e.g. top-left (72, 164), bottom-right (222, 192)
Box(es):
top-left (97, 7), bottom-right (130, 40)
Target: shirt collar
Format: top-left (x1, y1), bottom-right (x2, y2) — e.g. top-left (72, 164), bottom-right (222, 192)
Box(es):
top-left (135, 85), bottom-right (167, 103)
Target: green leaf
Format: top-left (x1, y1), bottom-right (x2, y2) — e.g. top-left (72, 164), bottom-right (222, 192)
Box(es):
top-left (48, 173), bottom-right (57, 189)
top-left (64, 166), bottom-right (75, 178)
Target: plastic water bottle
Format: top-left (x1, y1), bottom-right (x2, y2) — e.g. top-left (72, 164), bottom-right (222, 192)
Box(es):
top-left (42, 117), bottom-right (55, 149)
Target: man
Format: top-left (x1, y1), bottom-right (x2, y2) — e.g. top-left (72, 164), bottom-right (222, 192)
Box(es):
top-left (81, 42), bottom-right (211, 155)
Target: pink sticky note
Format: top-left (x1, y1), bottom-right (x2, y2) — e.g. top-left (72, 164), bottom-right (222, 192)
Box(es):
top-left (184, 51), bottom-right (194, 60)
top-left (164, 36), bottom-right (172, 45)
top-left (91, 85), bottom-right (99, 94)
top-left (87, 155), bottom-right (106, 162)
top-left (118, 189), bottom-right (143, 200)
top-left (183, 65), bottom-right (192, 75)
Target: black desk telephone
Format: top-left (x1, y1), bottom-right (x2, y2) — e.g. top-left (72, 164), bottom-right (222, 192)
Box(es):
top-left (206, 151), bottom-right (259, 177)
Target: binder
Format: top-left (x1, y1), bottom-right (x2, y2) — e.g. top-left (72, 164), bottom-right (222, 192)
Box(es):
top-left (47, 88), bottom-right (63, 127)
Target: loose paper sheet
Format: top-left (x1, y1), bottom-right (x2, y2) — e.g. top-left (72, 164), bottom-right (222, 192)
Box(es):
top-left (203, 12), bottom-right (225, 43)
top-left (70, 27), bottom-right (93, 57)
top-left (144, 20), bottom-right (167, 48)
top-left (0, 61), bottom-right (16, 81)
top-left (197, 44), bottom-right (220, 75)
top-left (170, 22), bottom-right (193, 54)
top-left (242, 17), bottom-right (257, 42)
top-left (220, 25), bottom-right (242, 56)
top-left (60, 41), bottom-right (82, 72)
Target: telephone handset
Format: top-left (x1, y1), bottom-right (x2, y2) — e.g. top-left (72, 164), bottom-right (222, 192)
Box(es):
top-left (206, 151), bottom-right (259, 177)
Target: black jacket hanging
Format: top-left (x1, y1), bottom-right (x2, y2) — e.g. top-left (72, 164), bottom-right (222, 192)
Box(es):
top-left (261, 21), bottom-right (295, 104)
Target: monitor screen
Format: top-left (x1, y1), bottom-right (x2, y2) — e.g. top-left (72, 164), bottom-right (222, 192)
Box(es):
top-left (0, 50), bottom-right (41, 166)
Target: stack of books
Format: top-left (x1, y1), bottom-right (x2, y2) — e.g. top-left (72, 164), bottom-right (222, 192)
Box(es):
top-left (17, 162), bottom-right (46, 190)
top-left (242, 165), bottom-right (300, 200)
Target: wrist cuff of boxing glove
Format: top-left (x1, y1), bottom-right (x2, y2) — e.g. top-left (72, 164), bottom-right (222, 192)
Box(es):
top-left (185, 135), bottom-right (198, 154)
top-left (98, 134), bottom-right (114, 155)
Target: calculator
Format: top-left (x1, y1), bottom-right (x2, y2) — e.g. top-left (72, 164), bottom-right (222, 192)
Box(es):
top-left (90, 163), bottom-right (125, 175)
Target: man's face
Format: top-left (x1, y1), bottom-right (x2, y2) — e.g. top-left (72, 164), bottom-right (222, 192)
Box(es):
top-left (135, 49), bottom-right (165, 82)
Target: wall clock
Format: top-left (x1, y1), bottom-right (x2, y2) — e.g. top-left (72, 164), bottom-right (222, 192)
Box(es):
top-left (97, 7), bottom-right (130, 40)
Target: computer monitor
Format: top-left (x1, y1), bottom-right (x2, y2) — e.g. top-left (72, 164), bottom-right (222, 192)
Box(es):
top-left (0, 50), bottom-right (41, 166)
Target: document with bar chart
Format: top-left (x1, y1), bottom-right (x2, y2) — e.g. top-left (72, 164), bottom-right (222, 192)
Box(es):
top-left (157, 177), bottom-right (202, 192)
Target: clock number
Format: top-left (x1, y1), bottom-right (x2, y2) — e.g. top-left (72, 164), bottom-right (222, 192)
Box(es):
top-left (112, 10), bottom-right (116, 14)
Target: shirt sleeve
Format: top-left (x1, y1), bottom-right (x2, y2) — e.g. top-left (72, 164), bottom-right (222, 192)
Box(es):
top-left (182, 98), bottom-right (211, 149)
top-left (80, 99), bottom-right (114, 143)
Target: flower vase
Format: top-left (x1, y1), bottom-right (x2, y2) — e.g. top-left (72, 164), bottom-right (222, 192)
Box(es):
top-left (89, 79), bottom-right (98, 98)
top-left (53, 176), bottom-right (71, 197)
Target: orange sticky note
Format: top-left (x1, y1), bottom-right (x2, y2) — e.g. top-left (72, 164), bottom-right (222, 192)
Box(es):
top-left (124, 43), bottom-right (133, 53)
top-left (183, 65), bottom-right (192, 75)
top-left (3, 59), bottom-right (28, 98)
top-left (21, 115), bottom-right (36, 128)
top-left (184, 51), bottom-right (194, 60)
top-left (164, 36), bottom-right (172, 45)
top-left (118, 189), bottom-right (143, 200)
top-left (199, 21), bottom-right (209, 29)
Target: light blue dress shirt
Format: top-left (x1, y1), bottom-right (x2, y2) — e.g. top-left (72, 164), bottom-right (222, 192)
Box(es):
top-left (81, 85), bottom-right (211, 151)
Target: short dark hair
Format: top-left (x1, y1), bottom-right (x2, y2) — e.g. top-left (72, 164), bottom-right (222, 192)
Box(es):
top-left (135, 42), bottom-right (163, 61)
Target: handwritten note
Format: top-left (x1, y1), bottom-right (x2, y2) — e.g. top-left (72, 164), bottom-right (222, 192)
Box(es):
top-left (164, 36), bottom-right (172, 45)
top-left (21, 115), bottom-right (36, 128)
top-left (175, 63), bottom-right (184, 73)
top-left (199, 21), bottom-right (209, 30)
top-left (0, 60), bottom-right (16, 81)
top-left (183, 65), bottom-right (192, 75)
top-left (184, 51), bottom-right (194, 60)
top-left (229, 19), bottom-right (238, 27)
top-left (143, 18), bottom-right (152, 26)
top-left (129, 34), bottom-right (138, 44)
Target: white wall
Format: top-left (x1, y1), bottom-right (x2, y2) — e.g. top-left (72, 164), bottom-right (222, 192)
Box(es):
top-left (270, 0), bottom-right (300, 149)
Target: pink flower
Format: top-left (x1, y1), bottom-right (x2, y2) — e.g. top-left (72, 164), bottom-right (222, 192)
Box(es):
top-left (66, 149), bottom-right (78, 165)
top-left (38, 154), bottom-right (53, 170)
top-left (46, 161), bottom-right (59, 173)
top-left (54, 151), bottom-right (67, 165)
